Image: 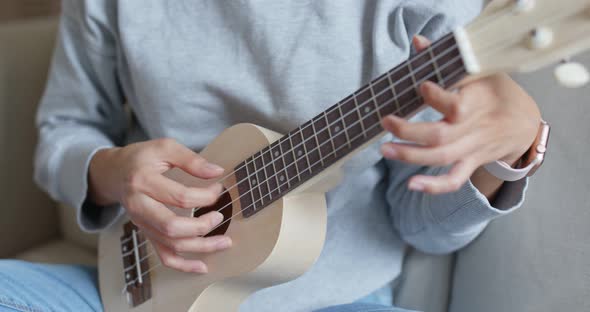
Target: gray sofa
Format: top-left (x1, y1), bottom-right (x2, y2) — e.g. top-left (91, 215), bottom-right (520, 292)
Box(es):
top-left (1, 17), bottom-right (588, 312)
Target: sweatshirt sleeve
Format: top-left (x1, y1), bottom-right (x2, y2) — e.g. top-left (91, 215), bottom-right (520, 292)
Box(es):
top-left (385, 110), bottom-right (528, 255)
top-left (34, 0), bottom-right (126, 232)
top-left (383, 1), bottom-right (528, 254)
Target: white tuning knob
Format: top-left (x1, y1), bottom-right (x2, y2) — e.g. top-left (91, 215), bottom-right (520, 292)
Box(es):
top-left (514, 0), bottom-right (535, 13)
top-left (527, 27), bottom-right (554, 50)
top-left (554, 62), bottom-right (590, 88)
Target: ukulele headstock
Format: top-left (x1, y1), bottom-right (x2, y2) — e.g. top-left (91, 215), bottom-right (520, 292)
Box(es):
top-left (458, 0), bottom-right (590, 87)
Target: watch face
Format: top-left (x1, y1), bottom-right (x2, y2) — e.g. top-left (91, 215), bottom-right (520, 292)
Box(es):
top-left (526, 120), bottom-right (551, 177)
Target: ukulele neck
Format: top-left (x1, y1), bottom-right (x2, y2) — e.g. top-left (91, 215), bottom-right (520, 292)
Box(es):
top-left (235, 32), bottom-right (467, 218)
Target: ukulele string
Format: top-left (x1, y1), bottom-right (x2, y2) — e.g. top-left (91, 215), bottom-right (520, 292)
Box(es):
top-left (120, 44), bottom-right (462, 248)
top-left (121, 63), bottom-right (466, 284)
top-left (187, 34), bottom-right (456, 213)
top-left (120, 35), bottom-right (459, 246)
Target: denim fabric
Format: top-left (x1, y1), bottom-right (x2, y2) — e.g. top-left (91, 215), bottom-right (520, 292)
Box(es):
top-left (0, 260), bottom-right (415, 312)
top-left (0, 260), bottom-right (101, 312)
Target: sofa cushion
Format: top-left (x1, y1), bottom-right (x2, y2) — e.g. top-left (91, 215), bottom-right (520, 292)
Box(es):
top-left (395, 249), bottom-right (454, 312)
top-left (450, 53), bottom-right (590, 312)
top-left (58, 204), bottom-right (99, 251)
top-left (15, 239), bottom-right (97, 267)
top-left (0, 17), bottom-right (60, 257)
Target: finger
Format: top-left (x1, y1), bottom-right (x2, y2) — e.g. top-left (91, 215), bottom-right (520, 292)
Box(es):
top-left (142, 174), bottom-right (223, 209)
top-left (408, 159), bottom-right (479, 194)
top-left (155, 138), bottom-right (224, 179)
top-left (140, 221), bottom-right (232, 254)
top-left (412, 35), bottom-right (432, 52)
top-left (126, 194), bottom-right (225, 238)
top-left (151, 239), bottom-right (209, 273)
top-left (381, 115), bottom-right (462, 146)
top-left (380, 134), bottom-right (482, 167)
top-left (420, 81), bottom-right (463, 122)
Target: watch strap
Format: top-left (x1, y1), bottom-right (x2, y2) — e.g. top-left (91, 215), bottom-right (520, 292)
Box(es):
top-left (483, 159), bottom-right (539, 182)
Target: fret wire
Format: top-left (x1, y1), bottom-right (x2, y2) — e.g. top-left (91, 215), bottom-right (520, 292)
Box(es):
top-left (288, 134), bottom-right (302, 181)
top-left (244, 159), bottom-right (258, 211)
top-left (368, 82), bottom-right (382, 120)
top-left (353, 94), bottom-right (367, 138)
top-left (428, 46), bottom-right (445, 87)
top-left (277, 141), bottom-right (291, 189)
top-left (336, 101), bottom-right (352, 149)
top-left (324, 111), bottom-right (338, 157)
top-left (270, 146), bottom-right (281, 196)
top-left (300, 126), bottom-right (313, 174)
top-left (123, 59), bottom-right (467, 273)
top-left (386, 71), bottom-right (401, 113)
top-left (252, 154), bottom-right (265, 206)
top-left (407, 61), bottom-right (421, 102)
top-left (310, 118), bottom-right (325, 167)
top-left (262, 150), bottom-right (273, 201)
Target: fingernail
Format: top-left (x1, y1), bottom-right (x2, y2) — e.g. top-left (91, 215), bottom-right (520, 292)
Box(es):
top-left (381, 145), bottom-right (398, 158)
top-left (409, 180), bottom-right (425, 192)
top-left (216, 237), bottom-right (232, 249)
top-left (205, 162), bottom-right (224, 173)
top-left (414, 34), bottom-right (429, 46)
top-left (194, 262), bottom-right (208, 273)
top-left (211, 211), bottom-right (224, 225)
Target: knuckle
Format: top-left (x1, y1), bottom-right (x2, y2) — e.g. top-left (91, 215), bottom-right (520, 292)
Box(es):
top-left (450, 102), bottom-right (466, 120)
top-left (162, 219), bottom-right (181, 238)
top-left (172, 190), bottom-right (193, 208)
top-left (159, 254), bottom-right (175, 268)
top-left (431, 125), bottom-right (447, 146)
top-left (170, 240), bottom-right (187, 253)
top-left (124, 171), bottom-right (145, 192)
top-left (438, 150), bottom-right (454, 165)
top-left (156, 138), bottom-right (177, 150)
top-left (448, 178), bottom-right (462, 192)
top-left (204, 189), bottom-right (220, 205)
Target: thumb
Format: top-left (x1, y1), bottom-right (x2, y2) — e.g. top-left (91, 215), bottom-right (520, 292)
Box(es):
top-left (412, 35), bottom-right (431, 52)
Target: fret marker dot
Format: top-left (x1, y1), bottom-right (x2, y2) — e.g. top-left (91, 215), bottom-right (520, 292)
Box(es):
top-left (297, 150), bottom-right (303, 157)
top-left (122, 246), bottom-right (127, 252)
top-left (334, 126), bottom-right (341, 132)
top-left (280, 175), bottom-right (285, 182)
top-left (252, 179), bottom-right (257, 185)
top-left (274, 151), bottom-right (279, 157)
top-left (364, 106), bottom-right (371, 114)
top-left (126, 273), bottom-right (131, 280)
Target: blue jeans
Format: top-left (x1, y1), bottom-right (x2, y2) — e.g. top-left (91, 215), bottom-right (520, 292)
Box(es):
top-left (0, 260), bottom-right (413, 312)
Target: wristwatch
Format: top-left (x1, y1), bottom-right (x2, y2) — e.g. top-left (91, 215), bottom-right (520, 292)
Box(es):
top-left (484, 119), bottom-right (551, 181)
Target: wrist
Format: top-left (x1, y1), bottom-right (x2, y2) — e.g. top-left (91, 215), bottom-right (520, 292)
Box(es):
top-left (88, 147), bottom-right (122, 206)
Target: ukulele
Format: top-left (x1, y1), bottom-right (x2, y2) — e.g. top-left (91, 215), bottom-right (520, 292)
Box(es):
top-left (98, 0), bottom-right (590, 311)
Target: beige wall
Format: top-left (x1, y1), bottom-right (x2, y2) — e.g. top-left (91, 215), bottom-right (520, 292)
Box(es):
top-left (0, 1), bottom-right (60, 23)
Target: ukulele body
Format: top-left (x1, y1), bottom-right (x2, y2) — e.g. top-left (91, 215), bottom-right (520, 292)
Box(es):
top-left (98, 123), bottom-right (331, 312)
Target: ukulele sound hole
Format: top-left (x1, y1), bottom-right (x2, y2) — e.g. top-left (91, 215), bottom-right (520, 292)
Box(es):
top-left (192, 187), bottom-right (232, 237)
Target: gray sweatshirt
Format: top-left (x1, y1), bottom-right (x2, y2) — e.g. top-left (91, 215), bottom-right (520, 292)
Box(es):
top-left (34, 1), bottom-right (527, 311)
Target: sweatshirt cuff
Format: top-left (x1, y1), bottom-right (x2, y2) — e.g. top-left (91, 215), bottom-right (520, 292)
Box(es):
top-left (431, 177), bottom-right (528, 235)
top-left (58, 140), bottom-right (123, 232)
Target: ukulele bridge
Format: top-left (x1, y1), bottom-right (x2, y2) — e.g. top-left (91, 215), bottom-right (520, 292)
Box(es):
top-left (120, 221), bottom-right (152, 307)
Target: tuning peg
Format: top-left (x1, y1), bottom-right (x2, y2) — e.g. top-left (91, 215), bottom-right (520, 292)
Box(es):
top-left (554, 61), bottom-right (590, 88)
top-left (527, 27), bottom-right (554, 50)
top-left (514, 0), bottom-right (535, 13)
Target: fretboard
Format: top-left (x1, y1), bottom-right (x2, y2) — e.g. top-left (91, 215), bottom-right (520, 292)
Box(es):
top-left (235, 33), bottom-right (466, 217)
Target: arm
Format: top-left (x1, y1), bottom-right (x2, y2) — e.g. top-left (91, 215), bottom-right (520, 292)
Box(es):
top-left (35, 1), bottom-right (232, 272)
top-left (381, 1), bottom-right (538, 253)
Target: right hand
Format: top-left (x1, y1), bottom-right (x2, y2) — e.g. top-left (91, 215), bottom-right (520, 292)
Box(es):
top-left (88, 138), bottom-right (232, 273)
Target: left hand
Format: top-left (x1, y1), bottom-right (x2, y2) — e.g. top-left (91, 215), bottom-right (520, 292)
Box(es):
top-left (380, 35), bottom-right (541, 194)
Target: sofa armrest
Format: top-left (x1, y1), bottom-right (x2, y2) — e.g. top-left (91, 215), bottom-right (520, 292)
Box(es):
top-left (0, 18), bottom-right (60, 257)
top-left (449, 53), bottom-right (590, 312)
